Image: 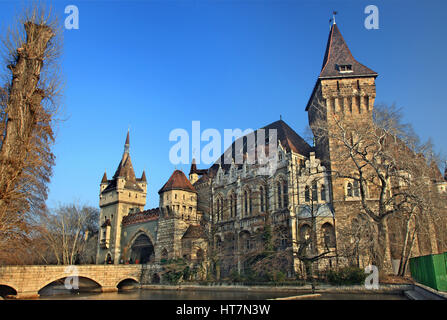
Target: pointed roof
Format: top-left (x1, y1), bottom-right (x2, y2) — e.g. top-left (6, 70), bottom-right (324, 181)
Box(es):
top-left (140, 170), bottom-right (147, 182)
top-left (189, 158), bottom-right (208, 176)
top-left (102, 132), bottom-right (143, 193)
top-left (101, 171), bottom-right (108, 183)
top-left (125, 130), bottom-right (130, 145)
top-left (306, 23), bottom-right (378, 111)
top-left (158, 170), bottom-right (197, 194)
top-left (319, 23), bottom-right (377, 79)
top-left (190, 158), bottom-right (197, 175)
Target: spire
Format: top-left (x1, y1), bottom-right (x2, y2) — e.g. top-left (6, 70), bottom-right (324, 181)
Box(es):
top-left (190, 158), bottom-right (197, 174)
top-left (101, 171), bottom-right (108, 184)
top-left (319, 23), bottom-right (377, 79)
top-left (124, 130), bottom-right (130, 154)
top-left (112, 131), bottom-right (137, 182)
top-left (140, 170), bottom-right (147, 182)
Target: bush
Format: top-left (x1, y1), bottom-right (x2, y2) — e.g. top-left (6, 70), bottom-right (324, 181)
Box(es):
top-left (327, 266), bottom-right (366, 285)
top-left (274, 271), bottom-right (286, 282)
top-left (162, 271), bottom-right (183, 284)
top-left (229, 270), bottom-right (243, 282)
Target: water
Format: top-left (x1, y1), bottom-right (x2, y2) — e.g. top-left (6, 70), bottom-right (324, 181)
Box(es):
top-left (38, 288), bottom-right (407, 300)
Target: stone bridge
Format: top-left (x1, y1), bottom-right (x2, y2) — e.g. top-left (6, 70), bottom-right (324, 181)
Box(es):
top-left (0, 264), bottom-right (162, 299)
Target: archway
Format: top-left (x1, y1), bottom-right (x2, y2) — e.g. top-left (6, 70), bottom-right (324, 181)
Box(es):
top-left (117, 278), bottom-right (139, 291)
top-left (130, 233), bottom-right (155, 264)
top-left (0, 285), bottom-right (17, 298)
top-left (322, 222), bottom-right (336, 248)
top-left (38, 277), bottom-right (102, 297)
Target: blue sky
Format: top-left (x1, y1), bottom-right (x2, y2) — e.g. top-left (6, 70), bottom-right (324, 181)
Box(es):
top-left (1, 0), bottom-right (446, 209)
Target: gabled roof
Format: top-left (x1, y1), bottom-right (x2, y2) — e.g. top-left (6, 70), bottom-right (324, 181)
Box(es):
top-left (158, 170), bottom-right (197, 194)
top-left (319, 23), bottom-right (377, 79)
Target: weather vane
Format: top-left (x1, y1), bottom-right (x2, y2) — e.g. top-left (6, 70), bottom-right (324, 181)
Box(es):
top-left (329, 11), bottom-right (338, 25)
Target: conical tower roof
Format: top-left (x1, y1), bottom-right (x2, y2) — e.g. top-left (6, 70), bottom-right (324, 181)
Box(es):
top-left (158, 170), bottom-right (197, 194)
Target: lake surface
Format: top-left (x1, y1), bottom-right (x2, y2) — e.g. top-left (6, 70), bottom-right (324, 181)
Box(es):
top-left (38, 288), bottom-right (407, 300)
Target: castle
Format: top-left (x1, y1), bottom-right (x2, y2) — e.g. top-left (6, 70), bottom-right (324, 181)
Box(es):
top-left (96, 22), bottom-right (447, 278)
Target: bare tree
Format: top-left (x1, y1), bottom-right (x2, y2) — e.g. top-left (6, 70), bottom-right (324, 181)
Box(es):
top-left (36, 203), bottom-right (99, 265)
top-left (310, 101), bottom-right (447, 271)
top-left (0, 4), bottom-right (61, 261)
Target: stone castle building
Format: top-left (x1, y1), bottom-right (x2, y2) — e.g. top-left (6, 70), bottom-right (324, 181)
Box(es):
top-left (96, 22), bottom-right (447, 278)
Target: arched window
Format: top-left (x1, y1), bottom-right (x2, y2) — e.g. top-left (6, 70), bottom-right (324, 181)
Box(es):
top-left (305, 186), bottom-right (310, 202)
top-left (312, 182), bottom-right (318, 202)
top-left (321, 184), bottom-right (326, 201)
top-left (347, 183), bottom-right (353, 197)
top-left (283, 182), bottom-right (288, 208)
top-left (277, 182), bottom-right (282, 208)
top-left (356, 182), bottom-right (361, 197)
top-left (230, 194), bottom-right (234, 217)
top-left (260, 186), bottom-right (265, 212)
top-left (299, 224), bottom-right (311, 242)
top-left (216, 197), bottom-right (224, 221)
top-left (322, 223), bottom-right (336, 248)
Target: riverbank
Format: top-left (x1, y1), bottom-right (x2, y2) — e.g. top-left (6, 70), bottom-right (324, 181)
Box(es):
top-left (140, 283), bottom-right (412, 295)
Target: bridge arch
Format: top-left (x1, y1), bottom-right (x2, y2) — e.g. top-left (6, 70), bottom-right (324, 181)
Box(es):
top-left (116, 277), bottom-right (139, 290)
top-left (37, 275), bottom-right (103, 295)
top-left (0, 284), bottom-right (17, 298)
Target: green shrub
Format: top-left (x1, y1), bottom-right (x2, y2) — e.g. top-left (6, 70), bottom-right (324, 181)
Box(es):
top-left (162, 271), bottom-right (183, 284)
top-left (327, 266), bottom-right (366, 285)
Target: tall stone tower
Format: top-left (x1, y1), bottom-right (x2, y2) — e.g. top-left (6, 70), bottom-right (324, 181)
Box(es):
top-left (306, 22), bottom-right (378, 201)
top-left (155, 170), bottom-right (198, 261)
top-left (97, 132), bottom-right (147, 264)
top-left (306, 22), bottom-right (379, 267)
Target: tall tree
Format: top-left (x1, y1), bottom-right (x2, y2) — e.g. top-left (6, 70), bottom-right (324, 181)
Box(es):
top-left (0, 5), bottom-right (61, 258)
top-left (310, 101), bottom-right (447, 271)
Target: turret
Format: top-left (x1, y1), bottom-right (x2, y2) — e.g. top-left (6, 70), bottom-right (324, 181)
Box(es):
top-left (96, 131), bottom-right (147, 264)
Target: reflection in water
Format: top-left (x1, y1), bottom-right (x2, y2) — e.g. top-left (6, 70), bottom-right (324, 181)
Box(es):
top-left (39, 288), bottom-right (407, 300)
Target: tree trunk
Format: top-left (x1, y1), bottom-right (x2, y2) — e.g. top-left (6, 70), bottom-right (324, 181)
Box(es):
top-left (373, 219), bottom-right (388, 272)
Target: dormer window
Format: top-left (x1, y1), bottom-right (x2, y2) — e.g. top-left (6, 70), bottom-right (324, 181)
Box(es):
top-left (338, 64), bottom-right (353, 73)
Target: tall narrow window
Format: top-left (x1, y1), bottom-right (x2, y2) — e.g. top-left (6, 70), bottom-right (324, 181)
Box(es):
top-left (277, 182), bottom-right (282, 208)
top-left (265, 187), bottom-right (269, 211)
top-left (260, 187), bottom-right (265, 212)
top-left (312, 183), bottom-right (318, 202)
top-left (233, 194), bottom-right (237, 217)
top-left (244, 191), bottom-right (248, 217)
top-left (230, 195), bottom-right (233, 217)
top-left (347, 183), bottom-right (353, 197)
top-left (321, 184), bottom-right (326, 201)
top-left (356, 181), bottom-right (361, 197)
top-left (283, 182), bottom-right (288, 208)
top-left (249, 192), bottom-right (252, 215)
top-left (305, 186), bottom-right (310, 202)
